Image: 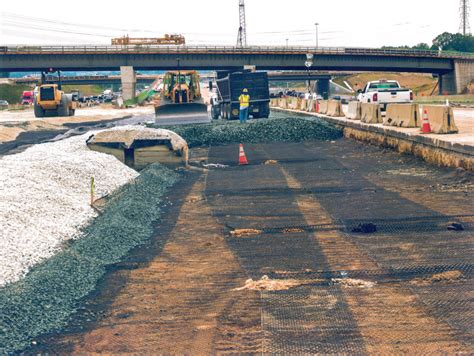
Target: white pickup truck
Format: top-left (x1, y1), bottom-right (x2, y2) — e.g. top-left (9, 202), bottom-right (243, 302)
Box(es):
top-left (357, 80), bottom-right (413, 109)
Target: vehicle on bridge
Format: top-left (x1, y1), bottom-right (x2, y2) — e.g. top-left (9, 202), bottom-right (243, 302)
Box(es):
top-left (212, 71), bottom-right (270, 120)
top-left (34, 70), bottom-right (77, 118)
top-left (111, 34), bottom-right (185, 46)
top-left (357, 80), bottom-right (413, 110)
top-left (154, 70), bottom-right (209, 123)
top-left (21, 91), bottom-right (34, 105)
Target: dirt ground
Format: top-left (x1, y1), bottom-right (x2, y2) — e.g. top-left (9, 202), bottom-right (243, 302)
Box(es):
top-left (29, 138), bottom-right (473, 354)
top-left (0, 105), bottom-right (153, 143)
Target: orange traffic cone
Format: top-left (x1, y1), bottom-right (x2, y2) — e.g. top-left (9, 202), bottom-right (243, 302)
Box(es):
top-left (420, 109), bottom-right (432, 134)
top-left (238, 144), bottom-right (249, 165)
top-left (315, 100), bottom-right (320, 113)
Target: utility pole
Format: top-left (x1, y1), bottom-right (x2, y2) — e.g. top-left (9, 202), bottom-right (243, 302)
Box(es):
top-left (286, 38), bottom-right (289, 47)
top-left (237, 0), bottom-right (248, 47)
top-left (315, 23), bottom-right (319, 48)
top-left (460, 0), bottom-right (471, 35)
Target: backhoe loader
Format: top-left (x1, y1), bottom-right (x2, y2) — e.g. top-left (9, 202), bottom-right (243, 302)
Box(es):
top-left (154, 70), bottom-right (209, 124)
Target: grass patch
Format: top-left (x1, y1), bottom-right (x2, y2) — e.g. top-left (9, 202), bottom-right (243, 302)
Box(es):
top-left (0, 83), bottom-right (33, 104)
top-left (0, 164), bottom-right (179, 353)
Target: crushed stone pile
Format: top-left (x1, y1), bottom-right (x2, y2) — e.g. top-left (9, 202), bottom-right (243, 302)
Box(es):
top-left (151, 117), bottom-right (342, 148)
top-left (0, 164), bottom-right (179, 353)
top-left (0, 134), bottom-right (139, 287)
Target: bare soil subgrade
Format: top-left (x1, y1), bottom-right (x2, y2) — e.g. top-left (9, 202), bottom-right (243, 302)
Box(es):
top-left (29, 138), bottom-right (473, 354)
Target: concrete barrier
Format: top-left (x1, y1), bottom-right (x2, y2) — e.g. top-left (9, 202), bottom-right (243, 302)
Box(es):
top-left (279, 98), bottom-right (288, 109)
top-left (384, 104), bottom-right (420, 128)
top-left (270, 99), bottom-right (279, 107)
top-left (300, 99), bottom-right (307, 111)
top-left (361, 103), bottom-right (382, 124)
top-left (327, 100), bottom-right (343, 117)
top-left (319, 100), bottom-right (329, 115)
top-left (424, 105), bottom-right (459, 134)
top-left (286, 98), bottom-right (297, 110)
top-left (346, 101), bottom-right (361, 120)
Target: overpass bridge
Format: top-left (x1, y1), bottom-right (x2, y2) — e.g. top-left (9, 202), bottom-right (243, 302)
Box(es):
top-left (11, 71), bottom-right (336, 85)
top-left (1, 45), bottom-right (473, 98)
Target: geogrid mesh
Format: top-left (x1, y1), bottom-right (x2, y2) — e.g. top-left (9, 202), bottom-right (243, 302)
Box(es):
top-left (205, 140), bottom-right (473, 352)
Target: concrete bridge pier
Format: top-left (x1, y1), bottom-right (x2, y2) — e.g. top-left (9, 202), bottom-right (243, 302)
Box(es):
top-left (120, 66), bottom-right (136, 101)
top-left (439, 59), bottom-right (474, 95)
top-left (316, 79), bottom-right (330, 99)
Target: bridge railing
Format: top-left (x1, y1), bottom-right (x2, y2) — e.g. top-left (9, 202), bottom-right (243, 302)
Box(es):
top-left (1, 45), bottom-right (473, 59)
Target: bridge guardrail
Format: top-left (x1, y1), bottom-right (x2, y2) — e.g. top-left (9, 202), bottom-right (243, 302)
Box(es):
top-left (1, 45), bottom-right (473, 59)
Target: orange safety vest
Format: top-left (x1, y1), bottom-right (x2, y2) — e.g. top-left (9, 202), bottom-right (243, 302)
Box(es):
top-left (239, 94), bottom-right (250, 108)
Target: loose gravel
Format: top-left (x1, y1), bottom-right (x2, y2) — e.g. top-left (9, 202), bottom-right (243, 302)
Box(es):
top-left (0, 164), bottom-right (179, 353)
top-left (0, 134), bottom-right (139, 287)
top-left (151, 117), bottom-right (342, 148)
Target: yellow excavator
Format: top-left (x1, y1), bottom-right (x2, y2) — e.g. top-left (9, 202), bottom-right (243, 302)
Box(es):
top-left (34, 70), bottom-right (77, 118)
top-left (154, 70), bottom-right (209, 123)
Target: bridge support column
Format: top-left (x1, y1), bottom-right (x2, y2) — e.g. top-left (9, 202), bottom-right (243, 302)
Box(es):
top-left (120, 66), bottom-right (136, 101)
top-left (439, 59), bottom-right (474, 95)
top-left (316, 79), bottom-right (330, 99)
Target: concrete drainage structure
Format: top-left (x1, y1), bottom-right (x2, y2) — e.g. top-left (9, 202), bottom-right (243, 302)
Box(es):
top-left (87, 127), bottom-right (189, 169)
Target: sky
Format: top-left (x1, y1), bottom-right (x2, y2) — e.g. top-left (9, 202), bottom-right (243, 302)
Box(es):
top-left (0, 0), bottom-right (470, 48)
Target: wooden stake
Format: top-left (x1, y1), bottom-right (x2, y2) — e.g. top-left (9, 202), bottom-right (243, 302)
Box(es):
top-left (90, 176), bottom-right (95, 206)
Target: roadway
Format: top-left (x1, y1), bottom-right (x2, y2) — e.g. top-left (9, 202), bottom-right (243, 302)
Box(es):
top-left (26, 131), bottom-right (473, 354)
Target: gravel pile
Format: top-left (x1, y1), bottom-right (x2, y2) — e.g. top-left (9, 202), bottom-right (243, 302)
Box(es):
top-left (0, 164), bottom-right (179, 353)
top-left (151, 117), bottom-right (342, 148)
top-left (0, 134), bottom-right (139, 287)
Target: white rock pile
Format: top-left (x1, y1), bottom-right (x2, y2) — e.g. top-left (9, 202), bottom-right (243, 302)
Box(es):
top-left (0, 133), bottom-right (139, 287)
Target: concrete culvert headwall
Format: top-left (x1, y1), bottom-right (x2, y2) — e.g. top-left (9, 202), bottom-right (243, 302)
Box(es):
top-left (87, 126), bottom-right (189, 169)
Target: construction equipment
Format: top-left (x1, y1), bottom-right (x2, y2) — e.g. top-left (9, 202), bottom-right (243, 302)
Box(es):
top-left (212, 71), bottom-right (270, 120)
top-left (111, 34), bottom-right (185, 46)
top-left (154, 70), bottom-right (209, 124)
top-left (34, 69), bottom-right (77, 118)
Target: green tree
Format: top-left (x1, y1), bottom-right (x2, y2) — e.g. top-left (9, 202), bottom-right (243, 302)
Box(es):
top-left (412, 43), bottom-right (430, 50)
top-left (432, 32), bottom-right (474, 52)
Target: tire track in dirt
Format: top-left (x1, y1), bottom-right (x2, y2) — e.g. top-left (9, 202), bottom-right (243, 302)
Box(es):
top-left (277, 163), bottom-right (466, 353)
top-left (40, 173), bottom-right (263, 354)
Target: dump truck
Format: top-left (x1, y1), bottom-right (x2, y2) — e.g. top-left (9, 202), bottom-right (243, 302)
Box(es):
top-left (34, 70), bottom-right (77, 118)
top-left (21, 91), bottom-right (34, 105)
top-left (155, 70), bottom-right (209, 123)
top-left (211, 71), bottom-right (270, 120)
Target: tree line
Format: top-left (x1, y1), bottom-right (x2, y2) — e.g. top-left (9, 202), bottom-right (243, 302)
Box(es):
top-left (382, 32), bottom-right (474, 53)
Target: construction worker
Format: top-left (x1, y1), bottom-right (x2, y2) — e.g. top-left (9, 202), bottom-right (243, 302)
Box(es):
top-left (239, 88), bottom-right (250, 123)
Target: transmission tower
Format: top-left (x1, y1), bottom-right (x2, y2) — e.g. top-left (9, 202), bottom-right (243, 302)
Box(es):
top-left (237, 0), bottom-right (248, 47)
top-left (459, 0), bottom-right (471, 35)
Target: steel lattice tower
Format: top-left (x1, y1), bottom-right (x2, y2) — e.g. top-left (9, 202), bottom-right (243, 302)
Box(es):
top-left (237, 0), bottom-right (248, 47)
top-left (460, 0), bottom-right (471, 35)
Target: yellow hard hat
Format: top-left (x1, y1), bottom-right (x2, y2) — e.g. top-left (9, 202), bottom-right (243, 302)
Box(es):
top-left (243, 88), bottom-right (248, 93)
